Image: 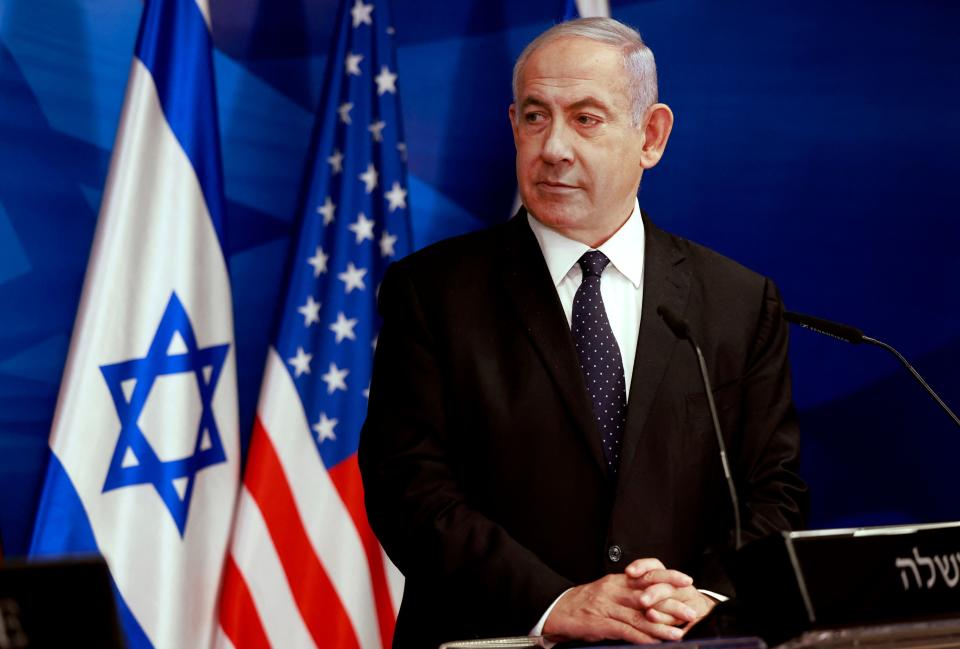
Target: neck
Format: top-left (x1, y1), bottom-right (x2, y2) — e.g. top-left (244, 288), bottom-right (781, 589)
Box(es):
top-left (545, 207), bottom-right (635, 248)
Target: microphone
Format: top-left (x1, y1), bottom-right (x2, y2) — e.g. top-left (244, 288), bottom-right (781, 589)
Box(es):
top-left (783, 310), bottom-right (863, 344)
top-left (657, 305), bottom-right (743, 550)
top-left (785, 311), bottom-right (960, 429)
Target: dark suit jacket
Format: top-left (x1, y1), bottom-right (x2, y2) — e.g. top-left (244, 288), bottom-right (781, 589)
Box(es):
top-left (359, 211), bottom-right (807, 649)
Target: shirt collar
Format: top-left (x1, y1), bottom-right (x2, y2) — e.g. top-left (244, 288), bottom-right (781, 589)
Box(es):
top-left (526, 199), bottom-right (645, 289)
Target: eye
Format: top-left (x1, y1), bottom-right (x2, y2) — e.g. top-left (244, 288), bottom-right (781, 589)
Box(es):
top-left (524, 111), bottom-right (547, 124)
top-left (576, 114), bottom-right (600, 127)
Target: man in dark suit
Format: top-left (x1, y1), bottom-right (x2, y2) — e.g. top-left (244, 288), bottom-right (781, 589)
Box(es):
top-left (359, 17), bottom-right (806, 649)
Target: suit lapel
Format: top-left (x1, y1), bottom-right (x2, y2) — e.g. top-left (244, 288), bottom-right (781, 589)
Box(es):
top-left (617, 215), bottom-right (691, 486)
top-left (497, 213), bottom-right (609, 476)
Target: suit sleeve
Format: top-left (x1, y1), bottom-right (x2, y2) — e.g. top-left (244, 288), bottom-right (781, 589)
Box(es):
top-left (737, 277), bottom-right (808, 541)
top-left (358, 262), bottom-right (573, 631)
top-left (696, 277), bottom-right (808, 597)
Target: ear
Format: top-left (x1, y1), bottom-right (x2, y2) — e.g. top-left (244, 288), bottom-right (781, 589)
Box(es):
top-left (509, 103), bottom-right (520, 146)
top-left (639, 103), bottom-right (674, 169)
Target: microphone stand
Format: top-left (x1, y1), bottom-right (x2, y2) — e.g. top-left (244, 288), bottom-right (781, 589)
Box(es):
top-left (657, 306), bottom-right (742, 551)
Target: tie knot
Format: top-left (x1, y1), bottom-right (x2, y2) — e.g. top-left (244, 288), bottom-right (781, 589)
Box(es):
top-left (578, 250), bottom-right (610, 278)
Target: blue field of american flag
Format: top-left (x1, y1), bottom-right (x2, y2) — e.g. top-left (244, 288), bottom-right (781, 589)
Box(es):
top-left (217, 0), bottom-right (410, 647)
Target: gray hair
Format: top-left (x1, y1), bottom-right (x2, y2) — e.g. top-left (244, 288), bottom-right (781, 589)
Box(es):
top-left (511, 17), bottom-right (658, 126)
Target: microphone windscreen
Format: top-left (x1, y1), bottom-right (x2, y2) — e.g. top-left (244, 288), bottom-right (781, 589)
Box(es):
top-left (657, 305), bottom-right (690, 341)
top-left (784, 311), bottom-right (864, 344)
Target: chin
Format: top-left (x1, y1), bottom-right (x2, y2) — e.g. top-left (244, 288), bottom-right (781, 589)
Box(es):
top-left (525, 200), bottom-right (588, 231)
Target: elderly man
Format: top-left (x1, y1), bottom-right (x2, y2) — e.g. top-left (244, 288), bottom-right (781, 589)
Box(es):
top-left (359, 17), bottom-right (806, 648)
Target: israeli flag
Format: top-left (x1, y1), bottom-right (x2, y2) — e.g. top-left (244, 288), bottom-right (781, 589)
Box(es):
top-left (29, 1), bottom-right (238, 647)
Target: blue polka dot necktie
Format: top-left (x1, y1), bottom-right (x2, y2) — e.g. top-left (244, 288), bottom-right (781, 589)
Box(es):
top-left (572, 251), bottom-right (627, 477)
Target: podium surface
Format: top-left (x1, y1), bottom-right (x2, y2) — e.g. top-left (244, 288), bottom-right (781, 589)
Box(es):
top-left (439, 637), bottom-right (765, 648)
top-left (777, 617), bottom-right (960, 648)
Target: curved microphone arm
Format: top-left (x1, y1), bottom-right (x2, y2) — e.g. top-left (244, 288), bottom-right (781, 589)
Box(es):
top-left (861, 335), bottom-right (960, 429)
top-left (786, 310), bottom-right (960, 429)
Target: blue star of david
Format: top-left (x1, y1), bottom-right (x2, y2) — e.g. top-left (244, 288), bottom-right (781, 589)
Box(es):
top-left (100, 292), bottom-right (230, 536)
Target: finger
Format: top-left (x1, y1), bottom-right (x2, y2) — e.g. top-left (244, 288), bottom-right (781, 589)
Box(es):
top-left (644, 607), bottom-right (682, 626)
top-left (677, 588), bottom-right (718, 619)
top-left (650, 597), bottom-right (698, 623)
top-left (600, 619), bottom-right (659, 645)
top-left (625, 557), bottom-right (666, 578)
top-left (542, 613), bottom-right (659, 646)
top-left (611, 604), bottom-right (684, 642)
top-left (638, 583), bottom-right (683, 608)
top-left (622, 583), bottom-right (669, 611)
top-left (630, 568), bottom-right (694, 589)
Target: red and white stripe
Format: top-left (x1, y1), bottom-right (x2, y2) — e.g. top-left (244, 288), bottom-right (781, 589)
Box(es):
top-left (217, 348), bottom-right (402, 649)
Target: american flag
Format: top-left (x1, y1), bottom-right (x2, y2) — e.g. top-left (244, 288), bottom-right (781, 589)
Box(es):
top-left (216, 0), bottom-right (410, 647)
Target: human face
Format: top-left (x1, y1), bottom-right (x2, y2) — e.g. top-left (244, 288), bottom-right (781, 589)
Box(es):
top-left (510, 37), bottom-right (646, 247)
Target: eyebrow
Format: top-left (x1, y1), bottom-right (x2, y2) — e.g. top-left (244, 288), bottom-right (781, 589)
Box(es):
top-left (519, 95), bottom-right (612, 115)
top-left (567, 97), bottom-right (612, 114)
top-left (519, 96), bottom-right (550, 112)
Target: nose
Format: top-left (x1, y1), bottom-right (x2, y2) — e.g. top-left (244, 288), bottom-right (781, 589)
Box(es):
top-left (541, 120), bottom-right (573, 165)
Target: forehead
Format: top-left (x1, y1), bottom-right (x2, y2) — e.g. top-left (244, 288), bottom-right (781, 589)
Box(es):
top-left (518, 36), bottom-right (629, 101)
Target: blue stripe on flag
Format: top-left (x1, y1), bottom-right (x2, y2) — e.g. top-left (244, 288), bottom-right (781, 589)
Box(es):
top-left (28, 454), bottom-right (155, 649)
top-left (134, 0), bottom-right (226, 247)
top-left (112, 580), bottom-right (156, 649)
top-left (29, 453), bottom-right (99, 556)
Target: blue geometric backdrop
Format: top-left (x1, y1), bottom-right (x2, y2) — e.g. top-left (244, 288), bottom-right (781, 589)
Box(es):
top-left (0, 0), bottom-right (958, 556)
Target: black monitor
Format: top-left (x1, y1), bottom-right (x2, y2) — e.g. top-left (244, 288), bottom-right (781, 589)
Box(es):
top-left (0, 557), bottom-right (124, 648)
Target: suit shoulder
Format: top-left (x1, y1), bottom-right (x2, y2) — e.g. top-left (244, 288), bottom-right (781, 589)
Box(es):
top-left (664, 228), bottom-right (770, 292)
top-left (388, 221), bottom-right (509, 280)
top-left (648, 221), bottom-right (782, 325)
top-left (652, 224), bottom-right (786, 355)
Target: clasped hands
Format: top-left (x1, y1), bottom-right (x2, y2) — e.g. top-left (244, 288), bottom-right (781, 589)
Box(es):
top-left (542, 558), bottom-right (716, 644)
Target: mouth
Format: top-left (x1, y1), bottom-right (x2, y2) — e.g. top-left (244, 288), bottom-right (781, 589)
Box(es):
top-left (536, 181), bottom-right (580, 193)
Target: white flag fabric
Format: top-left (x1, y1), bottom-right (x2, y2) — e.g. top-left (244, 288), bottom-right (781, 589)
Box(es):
top-left (29, 1), bottom-right (239, 647)
top-left (574, 0), bottom-right (611, 17)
